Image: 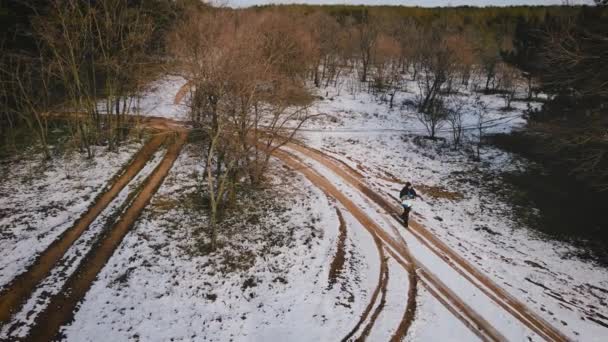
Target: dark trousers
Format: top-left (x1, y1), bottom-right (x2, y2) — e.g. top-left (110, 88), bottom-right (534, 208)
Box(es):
top-left (401, 207), bottom-right (411, 225)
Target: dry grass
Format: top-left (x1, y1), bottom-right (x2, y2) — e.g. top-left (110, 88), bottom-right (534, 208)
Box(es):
top-left (417, 184), bottom-right (463, 201)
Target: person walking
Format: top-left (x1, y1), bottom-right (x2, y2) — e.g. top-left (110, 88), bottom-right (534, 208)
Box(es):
top-left (399, 182), bottom-right (422, 225)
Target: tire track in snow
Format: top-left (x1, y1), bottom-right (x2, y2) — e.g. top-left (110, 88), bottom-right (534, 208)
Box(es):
top-left (287, 140), bottom-right (569, 342)
top-left (357, 255), bottom-right (390, 341)
top-left (21, 131), bottom-right (187, 342)
top-left (388, 251), bottom-right (418, 342)
top-left (339, 232), bottom-right (386, 342)
top-left (272, 149), bottom-right (505, 341)
top-left (0, 133), bottom-right (166, 326)
top-left (328, 208), bottom-right (348, 290)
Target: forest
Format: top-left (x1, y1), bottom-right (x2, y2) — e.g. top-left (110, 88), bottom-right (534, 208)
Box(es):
top-left (2, 1), bottom-right (606, 194)
top-left (1, 1), bottom-right (608, 341)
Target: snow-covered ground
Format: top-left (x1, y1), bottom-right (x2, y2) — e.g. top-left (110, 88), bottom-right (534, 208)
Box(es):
top-left (3, 72), bottom-right (607, 341)
top-left (304, 73), bottom-right (537, 136)
top-left (295, 73), bottom-right (608, 340)
top-left (134, 75), bottom-right (189, 120)
top-left (66, 73), bottom-right (607, 340)
top-left (0, 146), bottom-right (167, 339)
top-left (0, 141), bottom-right (142, 290)
top-left (61, 145), bottom-right (390, 341)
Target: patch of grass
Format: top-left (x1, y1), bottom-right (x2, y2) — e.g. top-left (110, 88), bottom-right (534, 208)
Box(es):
top-left (417, 184), bottom-right (463, 201)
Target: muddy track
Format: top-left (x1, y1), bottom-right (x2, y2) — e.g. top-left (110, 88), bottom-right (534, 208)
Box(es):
top-left (339, 232), bottom-right (386, 342)
top-left (287, 141), bottom-right (569, 341)
top-left (357, 256), bottom-right (389, 341)
top-left (0, 133), bottom-right (166, 325)
top-left (21, 132), bottom-right (187, 342)
top-left (330, 207), bottom-right (391, 342)
top-left (389, 253), bottom-right (419, 342)
top-left (328, 208), bottom-right (348, 289)
top-left (272, 149), bottom-right (506, 341)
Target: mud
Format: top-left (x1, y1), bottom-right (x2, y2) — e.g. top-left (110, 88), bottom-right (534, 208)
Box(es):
top-left (273, 149), bottom-right (507, 341)
top-left (339, 235), bottom-right (385, 342)
top-left (22, 132), bottom-right (187, 342)
top-left (358, 257), bottom-right (389, 341)
top-left (328, 208), bottom-right (348, 290)
top-left (284, 142), bottom-right (568, 341)
top-left (0, 133), bottom-right (166, 325)
top-left (174, 81), bottom-right (192, 105)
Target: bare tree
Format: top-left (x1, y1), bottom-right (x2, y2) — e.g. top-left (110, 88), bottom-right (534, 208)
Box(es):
top-left (446, 32), bottom-right (476, 89)
top-left (476, 33), bottom-right (501, 94)
top-left (415, 26), bottom-right (457, 114)
top-left (496, 62), bottom-right (519, 110)
top-left (32, 0), bottom-right (155, 156)
top-left (0, 55), bottom-right (53, 159)
top-left (416, 97), bottom-right (448, 140)
top-left (353, 17), bottom-right (379, 83)
top-left (393, 19), bottom-right (419, 76)
top-left (473, 95), bottom-right (490, 161)
top-left (371, 33), bottom-right (401, 108)
top-left (170, 8), bottom-right (315, 250)
top-left (446, 96), bottom-right (467, 149)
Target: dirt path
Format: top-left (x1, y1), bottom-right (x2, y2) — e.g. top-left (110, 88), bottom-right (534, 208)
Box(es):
top-left (339, 232), bottom-right (386, 342)
top-left (358, 256), bottom-right (390, 341)
top-left (273, 149), bottom-right (503, 341)
top-left (0, 133), bottom-right (166, 325)
top-left (22, 131), bottom-right (187, 342)
top-left (389, 252), bottom-right (418, 342)
top-left (330, 208), bottom-right (395, 342)
top-left (286, 141), bottom-right (569, 341)
top-left (328, 208), bottom-right (348, 289)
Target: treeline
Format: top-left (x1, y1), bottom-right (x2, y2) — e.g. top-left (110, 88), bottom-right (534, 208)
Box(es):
top-left (0, 0), bottom-right (186, 158)
top-left (502, 5), bottom-right (608, 192)
top-left (2, 1), bottom-right (606, 248)
top-left (165, 4), bottom-right (590, 248)
top-left (255, 3), bottom-right (608, 192)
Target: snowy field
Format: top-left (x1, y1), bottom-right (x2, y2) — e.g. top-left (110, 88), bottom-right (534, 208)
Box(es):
top-left (134, 75), bottom-right (190, 120)
top-left (296, 73), bottom-right (608, 340)
top-left (2, 72), bottom-right (607, 341)
top-left (61, 145), bottom-right (390, 341)
top-left (0, 141), bottom-right (142, 290)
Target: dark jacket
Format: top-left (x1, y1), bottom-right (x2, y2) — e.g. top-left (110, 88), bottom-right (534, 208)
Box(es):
top-left (400, 186), bottom-right (417, 199)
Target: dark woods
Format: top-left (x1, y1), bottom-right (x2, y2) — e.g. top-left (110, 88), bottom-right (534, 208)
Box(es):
top-left (502, 6), bottom-right (608, 193)
top-left (0, 0), bottom-right (181, 158)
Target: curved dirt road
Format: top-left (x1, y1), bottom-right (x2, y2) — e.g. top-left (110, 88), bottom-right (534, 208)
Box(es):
top-left (274, 149), bottom-right (504, 341)
top-left (1, 91), bottom-right (571, 341)
top-left (283, 141), bottom-right (569, 341)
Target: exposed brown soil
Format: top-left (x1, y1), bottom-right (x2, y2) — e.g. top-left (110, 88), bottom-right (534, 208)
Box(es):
top-left (22, 132), bottom-right (187, 342)
top-left (287, 142), bottom-right (569, 342)
top-left (389, 252), bottom-right (419, 342)
top-left (328, 208), bottom-right (348, 289)
top-left (273, 150), bottom-right (429, 341)
top-left (416, 184), bottom-right (463, 201)
top-left (174, 81), bottom-right (192, 105)
top-left (383, 238), bottom-right (505, 341)
top-left (357, 257), bottom-right (390, 341)
top-left (340, 235), bottom-right (386, 342)
top-left (0, 133), bottom-right (166, 325)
